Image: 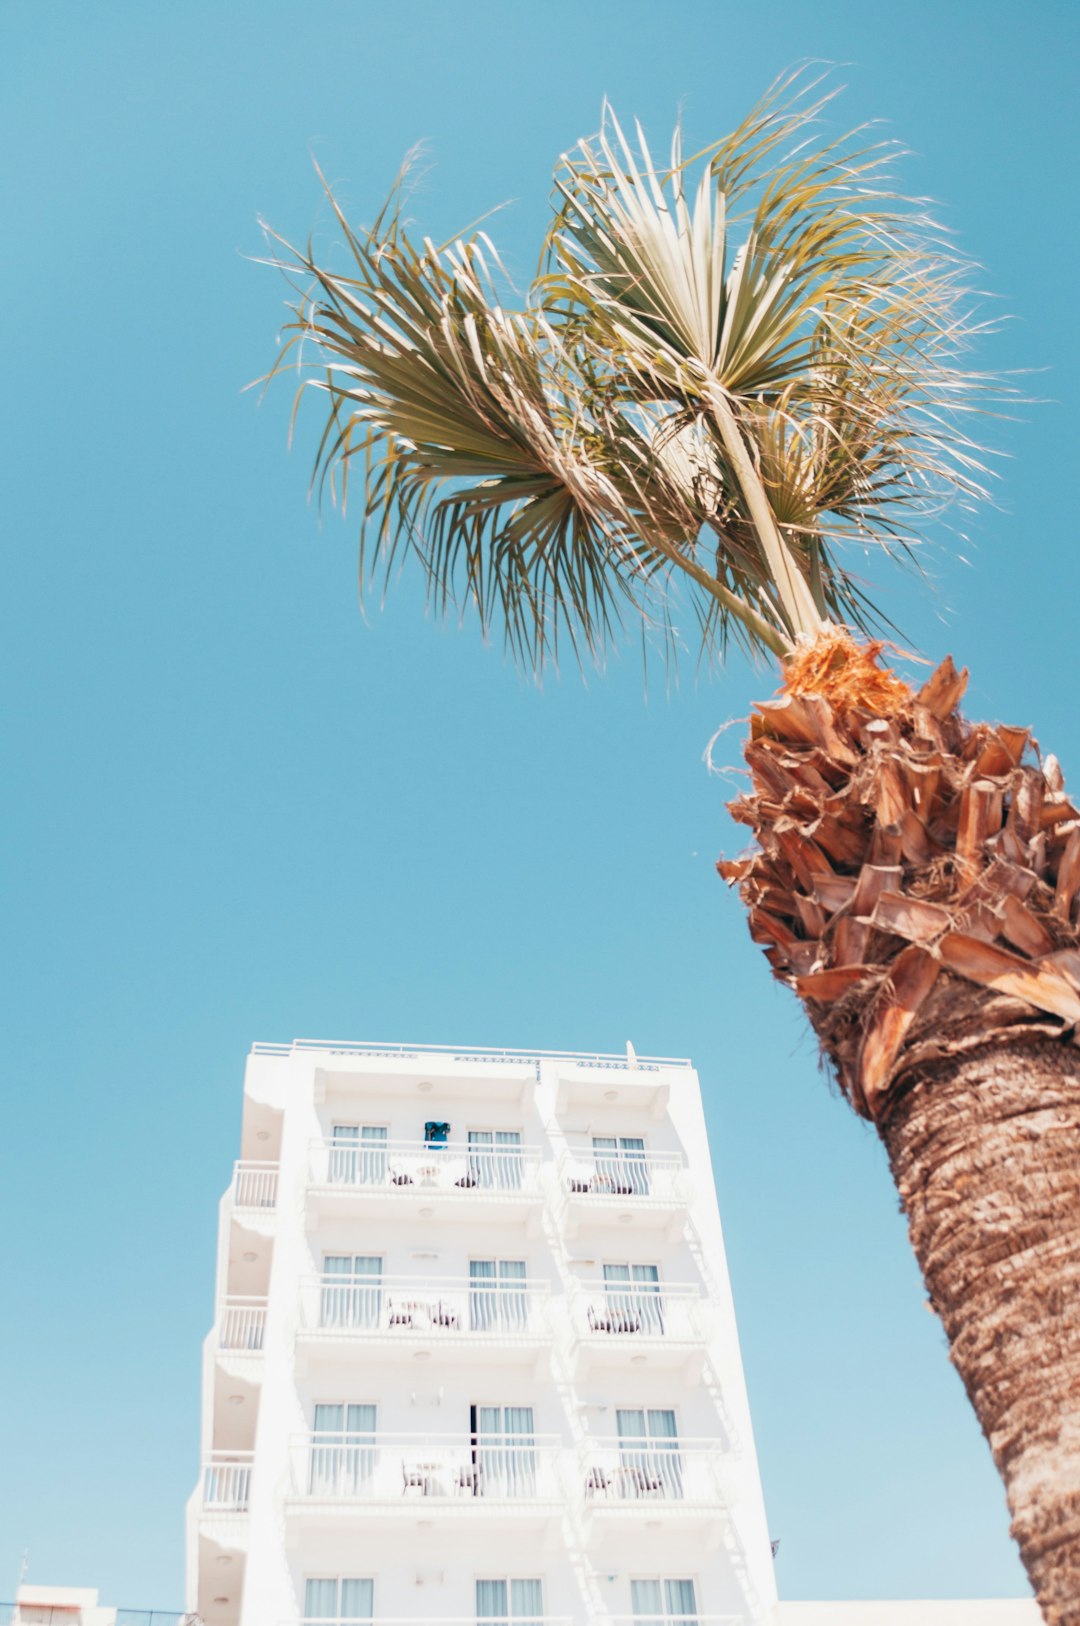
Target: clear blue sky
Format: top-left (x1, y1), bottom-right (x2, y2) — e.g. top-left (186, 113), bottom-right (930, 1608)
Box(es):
top-left (3, 0), bottom-right (1078, 1609)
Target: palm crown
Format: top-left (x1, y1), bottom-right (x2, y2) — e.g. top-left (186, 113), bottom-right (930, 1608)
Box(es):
top-left (265, 72), bottom-right (994, 669)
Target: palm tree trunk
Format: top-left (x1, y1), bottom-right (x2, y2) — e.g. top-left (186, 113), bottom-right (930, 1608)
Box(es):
top-left (719, 638), bottom-right (1080, 1621)
top-left (880, 1036), bottom-right (1080, 1625)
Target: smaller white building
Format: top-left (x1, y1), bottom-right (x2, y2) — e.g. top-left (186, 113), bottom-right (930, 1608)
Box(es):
top-left (8, 1586), bottom-right (197, 1625)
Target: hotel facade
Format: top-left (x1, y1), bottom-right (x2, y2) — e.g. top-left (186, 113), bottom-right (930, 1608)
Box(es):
top-left (185, 1038), bottom-right (779, 1626)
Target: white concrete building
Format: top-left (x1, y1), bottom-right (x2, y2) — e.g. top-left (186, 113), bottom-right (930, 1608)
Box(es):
top-left (186, 1038), bottom-right (780, 1626)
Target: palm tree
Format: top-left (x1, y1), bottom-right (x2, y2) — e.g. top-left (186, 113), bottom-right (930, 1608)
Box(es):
top-left (262, 74), bottom-right (1080, 1621)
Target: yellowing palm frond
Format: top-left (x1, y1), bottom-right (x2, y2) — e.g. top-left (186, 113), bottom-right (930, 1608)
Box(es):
top-left (263, 72), bottom-right (1003, 671)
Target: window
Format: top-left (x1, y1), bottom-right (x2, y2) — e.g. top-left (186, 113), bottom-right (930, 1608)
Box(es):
top-left (304, 1577), bottom-right (374, 1621)
top-left (468, 1129), bottom-right (523, 1189)
top-left (470, 1404), bottom-right (536, 1497)
top-left (329, 1124), bottom-right (387, 1185)
top-left (615, 1408), bottom-right (682, 1498)
top-left (476, 1578), bottom-right (544, 1624)
top-left (470, 1259), bottom-right (529, 1332)
top-left (320, 1254), bottom-right (383, 1329)
top-left (309, 1402), bottom-right (376, 1495)
top-left (630, 1577), bottom-right (698, 1623)
top-left (599, 1263), bottom-right (662, 1334)
top-left (304, 1578), bottom-right (374, 1621)
top-left (592, 1135), bottom-right (649, 1195)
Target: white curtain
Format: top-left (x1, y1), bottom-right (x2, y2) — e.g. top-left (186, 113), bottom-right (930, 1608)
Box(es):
top-left (339, 1578), bottom-right (374, 1620)
top-left (304, 1578), bottom-right (339, 1620)
top-left (303, 1577), bottom-right (373, 1621)
top-left (476, 1579), bottom-right (506, 1618)
top-left (476, 1578), bottom-right (543, 1621)
top-left (630, 1579), bottom-right (663, 1619)
top-left (510, 1578), bottom-right (544, 1622)
top-left (665, 1578), bottom-right (697, 1620)
top-left (470, 1258), bottom-right (497, 1331)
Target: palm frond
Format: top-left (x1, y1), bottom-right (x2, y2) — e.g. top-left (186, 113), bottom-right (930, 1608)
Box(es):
top-left (263, 72), bottom-right (1003, 671)
top-left (543, 70), bottom-right (1003, 642)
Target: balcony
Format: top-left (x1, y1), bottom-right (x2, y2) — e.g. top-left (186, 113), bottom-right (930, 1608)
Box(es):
top-left (297, 1275), bottom-right (550, 1369)
top-left (217, 1297), bottom-right (267, 1355)
top-left (287, 1433), bottom-right (563, 1532)
top-left (307, 1140), bottom-right (544, 1226)
top-left (580, 1439), bottom-right (729, 1540)
top-left (194, 1452), bottom-right (253, 1555)
top-left (570, 1283), bottom-right (708, 1380)
top-left (559, 1151), bottom-right (689, 1236)
top-left (229, 1162), bottom-right (278, 1213)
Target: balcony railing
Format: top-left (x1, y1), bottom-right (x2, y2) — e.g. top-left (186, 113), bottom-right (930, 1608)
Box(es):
top-left (560, 1150), bottom-right (689, 1204)
top-left (309, 1140), bottom-right (543, 1197)
top-left (300, 1275), bottom-right (549, 1339)
top-left (2, 1614), bottom-right (203, 1626)
top-left (580, 1440), bottom-right (727, 1507)
top-left (284, 1619), bottom-right (575, 1626)
top-left (572, 1283), bottom-right (705, 1341)
top-left (253, 1035), bottom-right (691, 1068)
top-left (291, 1433), bottom-right (561, 1505)
top-left (200, 1452), bottom-right (253, 1511)
top-left (217, 1296), bottom-right (267, 1351)
top-left (231, 1161), bottom-right (278, 1209)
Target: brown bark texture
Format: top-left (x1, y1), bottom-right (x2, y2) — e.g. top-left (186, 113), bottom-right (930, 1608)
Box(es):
top-left (881, 1039), bottom-right (1080, 1625)
top-left (718, 645), bottom-right (1080, 1620)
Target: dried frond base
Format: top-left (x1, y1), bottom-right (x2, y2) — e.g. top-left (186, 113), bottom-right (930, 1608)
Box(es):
top-left (721, 641), bottom-right (1080, 1120)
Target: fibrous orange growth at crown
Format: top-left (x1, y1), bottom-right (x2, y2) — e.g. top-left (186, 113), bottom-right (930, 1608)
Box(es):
top-left (780, 627), bottom-right (912, 716)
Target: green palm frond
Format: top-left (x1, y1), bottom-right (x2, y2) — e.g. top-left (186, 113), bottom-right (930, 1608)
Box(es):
top-left (263, 71), bottom-right (1001, 671)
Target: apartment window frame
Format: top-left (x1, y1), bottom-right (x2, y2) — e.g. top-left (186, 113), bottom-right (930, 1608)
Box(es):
top-left (591, 1133), bottom-right (649, 1195)
top-left (629, 1574), bottom-right (700, 1623)
top-left (469, 1401), bottom-right (538, 1498)
top-left (303, 1573), bottom-right (375, 1621)
top-left (319, 1252), bottom-right (384, 1330)
top-left (615, 1405), bottom-right (682, 1499)
top-left (474, 1574), bottom-right (545, 1622)
top-left (328, 1122), bottom-right (389, 1186)
top-left (598, 1259), bottom-right (663, 1335)
top-left (309, 1399), bottom-right (378, 1496)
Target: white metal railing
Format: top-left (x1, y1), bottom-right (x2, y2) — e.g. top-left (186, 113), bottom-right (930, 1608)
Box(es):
top-left (252, 1036), bottom-right (691, 1068)
top-left (572, 1282), bottom-right (705, 1341)
top-left (218, 1296), bottom-right (267, 1351)
top-left (284, 1619), bottom-right (575, 1626)
top-left (281, 1617), bottom-right (729, 1626)
top-left (291, 1433), bottom-right (562, 1504)
top-left (300, 1275), bottom-right (549, 1339)
top-left (561, 1150), bottom-right (689, 1203)
top-left (201, 1452), bottom-right (253, 1511)
top-left (231, 1161), bottom-right (278, 1209)
top-left (580, 1439), bottom-right (727, 1506)
top-left (309, 1139), bottom-right (543, 1196)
